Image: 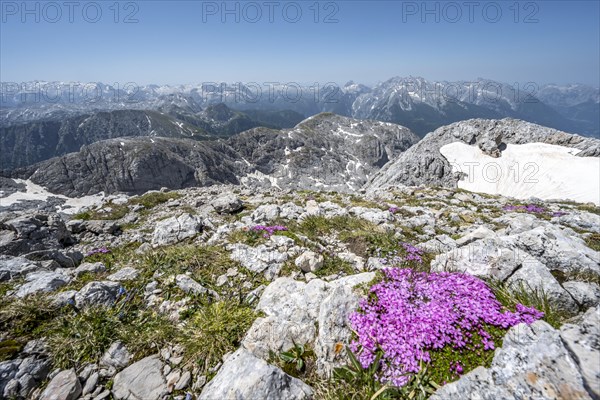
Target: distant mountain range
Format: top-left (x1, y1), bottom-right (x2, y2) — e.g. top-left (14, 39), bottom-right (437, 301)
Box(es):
top-left (7, 113), bottom-right (419, 196)
top-left (0, 104), bottom-right (304, 170)
top-left (2, 77), bottom-right (598, 139)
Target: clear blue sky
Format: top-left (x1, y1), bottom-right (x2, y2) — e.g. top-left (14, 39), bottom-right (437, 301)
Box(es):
top-left (1, 1), bottom-right (598, 86)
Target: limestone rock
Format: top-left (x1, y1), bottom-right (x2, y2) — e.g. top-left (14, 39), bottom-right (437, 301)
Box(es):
top-left (39, 369), bottom-right (81, 400)
top-left (199, 348), bottom-right (313, 400)
top-left (152, 214), bottom-right (202, 247)
top-left (112, 355), bottom-right (167, 400)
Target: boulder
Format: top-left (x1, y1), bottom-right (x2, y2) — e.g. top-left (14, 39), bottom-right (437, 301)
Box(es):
top-left (69, 220), bottom-right (120, 235)
top-left (243, 272), bottom-right (375, 372)
top-left (0, 214), bottom-right (74, 257)
top-left (39, 369), bottom-right (81, 400)
top-left (175, 274), bottom-right (210, 296)
top-left (508, 225), bottom-right (600, 278)
top-left (199, 348), bottom-right (313, 400)
top-left (295, 251), bottom-right (324, 273)
top-left (563, 281), bottom-right (600, 309)
top-left (243, 278), bottom-right (330, 358)
top-left (431, 319), bottom-right (595, 400)
top-left (74, 281), bottom-right (122, 308)
top-left (107, 267), bottom-right (140, 282)
top-left (431, 237), bottom-right (522, 281)
top-left (314, 281), bottom-right (363, 376)
top-left (151, 214), bottom-right (202, 247)
top-left (0, 255), bottom-right (43, 282)
top-left (112, 355), bottom-right (167, 400)
top-left (100, 342), bottom-right (132, 371)
top-left (211, 194), bottom-right (243, 214)
top-left (15, 271), bottom-right (71, 298)
top-left (228, 243), bottom-right (288, 280)
top-left (560, 306), bottom-right (600, 399)
top-left (72, 262), bottom-right (106, 277)
top-left (349, 207), bottom-right (393, 225)
top-left (251, 205), bottom-right (282, 223)
top-left (506, 260), bottom-right (578, 314)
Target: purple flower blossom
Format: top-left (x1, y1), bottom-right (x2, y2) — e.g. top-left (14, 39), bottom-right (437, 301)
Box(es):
top-left (377, 243), bottom-right (425, 266)
top-left (503, 204), bottom-right (546, 214)
top-left (388, 206), bottom-right (400, 214)
top-left (401, 242), bottom-right (424, 263)
top-left (450, 362), bottom-right (463, 375)
top-left (349, 269), bottom-right (543, 387)
top-left (86, 247), bottom-right (111, 257)
top-left (251, 225), bottom-right (288, 238)
top-left (504, 203), bottom-right (569, 218)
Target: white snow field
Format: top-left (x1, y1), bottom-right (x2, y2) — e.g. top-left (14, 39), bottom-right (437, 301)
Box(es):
top-left (0, 179), bottom-right (105, 214)
top-left (440, 142), bottom-right (600, 205)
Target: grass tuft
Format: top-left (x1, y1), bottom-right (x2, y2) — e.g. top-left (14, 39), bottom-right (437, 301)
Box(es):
top-left (487, 280), bottom-right (570, 329)
top-left (129, 191), bottom-right (181, 209)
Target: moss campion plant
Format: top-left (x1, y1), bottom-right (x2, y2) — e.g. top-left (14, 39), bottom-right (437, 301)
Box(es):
top-left (349, 268), bottom-right (543, 387)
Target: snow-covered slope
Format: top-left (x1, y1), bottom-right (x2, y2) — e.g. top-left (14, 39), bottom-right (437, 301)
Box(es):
top-left (365, 118), bottom-right (600, 203)
top-left (440, 142), bottom-right (600, 205)
top-left (0, 179), bottom-right (105, 214)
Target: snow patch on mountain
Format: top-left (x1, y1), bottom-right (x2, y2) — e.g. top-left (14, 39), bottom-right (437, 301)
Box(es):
top-left (440, 142), bottom-right (600, 205)
top-left (1, 179), bottom-right (105, 213)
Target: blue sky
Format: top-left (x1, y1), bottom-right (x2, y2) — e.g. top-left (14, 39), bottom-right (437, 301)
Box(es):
top-left (1, 1), bottom-right (598, 86)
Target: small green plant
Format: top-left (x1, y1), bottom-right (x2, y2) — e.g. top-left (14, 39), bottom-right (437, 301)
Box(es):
top-left (139, 244), bottom-right (266, 298)
top-left (46, 306), bottom-right (122, 368)
top-left (186, 299), bottom-right (257, 373)
top-left (396, 363), bottom-right (442, 400)
top-left (0, 295), bottom-right (58, 343)
top-left (585, 233), bottom-right (600, 252)
top-left (314, 255), bottom-right (355, 277)
top-left (277, 342), bottom-right (314, 376)
top-left (333, 348), bottom-right (398, 399)
top-left (293, 215), bottom-right (390, 255)
top-left (0, 339), bottom-right (22, 361)
top-left (228, 228), bottom-right (267, 246)
top-left (83, 242), bottom-right (140, 269)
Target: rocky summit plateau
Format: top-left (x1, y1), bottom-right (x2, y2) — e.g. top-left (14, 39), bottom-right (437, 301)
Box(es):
top-left (0, 113), bottom-right (599, 400)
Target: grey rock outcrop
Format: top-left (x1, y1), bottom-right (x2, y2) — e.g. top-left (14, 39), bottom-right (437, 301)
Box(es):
top-left (228, 243), bottom-right (289, 280)
top-left (560, 307), bottom-right (600, 398)
top-left (112, 355), bottom-right (168, 400)
top-left (107, 267), bottom-right (139, 282)
top-left (295, 251), bottom-right (324, 273)
top-left (15, 271), bottom-right (71, 298)
top-left (243, 273), bottom-right (375, 377)
top-left (72, 262), bottom-right (106, 277)
top-left (74, 281), bottom-right (122, 308)
top-left (211, 194), bottom-right (243, 214)
top-left (0, 214), bottom-right (78, 267)
top-left (152, 213), bottom-right (202, 247)
top-left (39, 369), bottom-right (81, 400)
top-left (199, 348), bottom-right (313, 400)
top-left (0, 348), bottom-right (51, 399)
top-left (432, 214), bottom-right (599, 314)
top-left (100, 342), bottom-right (132, 371)
top-left (0, 256), bottom-right (43, 281)
top-left (175, 274), bottom-right (212, 296)
top-left (431, 309), bottom-right (600, 400)
top-left (563, 282), bottom-right (600, 309)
